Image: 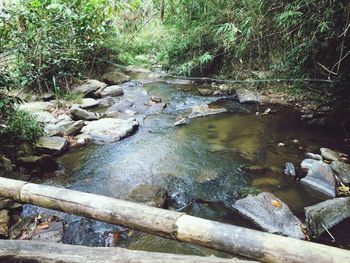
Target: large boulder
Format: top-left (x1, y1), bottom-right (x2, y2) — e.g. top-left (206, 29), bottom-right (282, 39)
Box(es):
top-left (300, 159), bottom-right (336, 197)
top-left (127, 184), bottom-right (167, 208)
top-left (236, 89), bottom-right (260, 103)
top-left (35, 136), bottom-right (68, 156)
top-left (102, 71), bottom-right (130, 85)
top-left (74, 79), bottom-right (107, 97)
top-left (100, 85), bottom-right (124, 97)
top-left (77, 118), bottom-right (139, 143)
top-left (70, 106), bottom-right (99, 121)
top-left (330, 160), bottom-right (350, 184)
top-left (231, 192), bottom-right (304, 239)
top-left (188, 105), bottom-right (227, 119)
top-left (305, 197), bottom-right (350, 237)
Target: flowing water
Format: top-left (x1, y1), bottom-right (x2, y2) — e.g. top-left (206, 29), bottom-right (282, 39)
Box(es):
top-left (24, 75), bottom-right (350, 256)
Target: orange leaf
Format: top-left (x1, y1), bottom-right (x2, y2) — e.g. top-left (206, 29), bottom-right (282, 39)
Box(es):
top-left (271, 200), bottom-right (282, 208)
top-left (36, 222), bottom-right (50, 229)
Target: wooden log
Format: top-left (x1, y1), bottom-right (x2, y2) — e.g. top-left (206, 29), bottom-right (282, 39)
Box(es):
top-left (0, 240), bottom-right (247, 263)
top-left (0, 177), bottom-right (349, 263)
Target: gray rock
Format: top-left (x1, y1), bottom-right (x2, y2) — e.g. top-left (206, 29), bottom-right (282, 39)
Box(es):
top-left (102, 71), bottom-right (130, 85)
top-left (100, 85), bottom-right (124, 97)
top-left (70, 107), bottom-right (99, 121)
top-left (78, 118), bottom-right (139, 143)
top-left (32, 221), bottom-right (64, 243)
top-left (236, 89), bottom-right (260, 103)
top-left (32, 111), bottom-right (57, 124)
top-left (19, 101), bottom-right (54, 112)
top-left (80, 98), bottom-right (99, 109)
top-left (188, 105), bottom-right (227, 119)
top-left (305, 197), bottom-right (350, 237)
top-left (35, 136), bottom-right (68, 156)
top-left (306, 152), bottom-right (323, 161)
top-left (98, 96), bottom-right (116, 108)
top-left (284, 162), bottom-right (296, 177)
top-left (127, 184), bottom-right (167, 208)
top-left (65, 120), bottom-right (84, 136)
top-left (231, 192), bottom-right (304, 239)
top-left (300, 159), bottom-right (336, 197)
top-left (74, 79), bottom-right (107, 96)
top-left (198, 88), bottom-right (213, 96)
top-left (320, 148), bottom-right (341, 161)
top-left (330, 160), bottom-right (350, 184)
top-left (44, 120), bottom-right (74, 136)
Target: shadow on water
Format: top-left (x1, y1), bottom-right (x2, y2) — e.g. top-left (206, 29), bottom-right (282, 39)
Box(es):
top-left (23, 80), bottom-right (350, 253)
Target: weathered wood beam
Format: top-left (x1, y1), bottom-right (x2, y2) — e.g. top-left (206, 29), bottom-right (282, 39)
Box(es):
top-left (0, 177), bottom-right (349, 263)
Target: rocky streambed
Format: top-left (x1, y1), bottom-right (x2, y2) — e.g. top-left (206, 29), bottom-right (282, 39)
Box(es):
top-left (0, 68), bottom-right (349, 256)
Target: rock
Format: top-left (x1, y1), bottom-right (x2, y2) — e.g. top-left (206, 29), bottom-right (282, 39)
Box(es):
top-left (32, 111), bottom-right (57, 124)
top-left (198, 88), bottom-right (213, 96)
top-left (35, 136), bottom-right (68, 156)
top-left (9, 216), bottom-right (34, 239)
top-left (100, 85), bottom-right (124, 97)
top-left (74, 79), bottom-right (107, 97)
top-left (218, 84), bottom-right (234, 94)
top-left (17, 155), bottom-right (59, 172)
top-left (102, 71), bottom-right (130, 85)
top-left (0, 209), bottom-right (10, 237)
top-left (277, 143), bottom-right (285, 147)
top-left (263, 108), bottom-right (272, 115)
top-left (330, 160), bottom-right (350, 184)
top-left (300, 159), bottom-right (336, 197)
top-left (80, 98), bottom-right (99, 109)
top-left (0, 155), bottom-right (12, 171)
top-left (147, 102), bottom-right (166, 114)
top-left (284, 162), bottom-right (296, 177)
top-left (236, 89), bottom-right (259, 103)
top-left (98, 96), bottom-right (116, 108)
top-left (44, 120), bottom-right (74, 136)
top-left (76, 138), bottom-right (87, 146)
top-left (188, 105), bottom-right (227, 119)
top-left (174, 117), bottom-right (188, 126)
top-left (78, 118), bottom-right (139, 143)
top-left (17, 143), bottom-right (34, 157)
top-left (19, 101), bottom-right (54, 112)
top-left (320, 148), bottom-right (341, 161)
top-left (127, 184), bottom-right (167, 208)
top-left (65, 120), bottom-right (84, 136)
top-left (41, 93), bottom-right (55, 101)
top-left (165, 79), bottom-right (192, 85)
top-left (231, 192), bottom-right (304, 239)
top-left (32, 221), bottom-right (64, 243)
top-left (151, 95), bottom-right (162, 103)
top-left (305, 197), bottom-right (350, 237)
top-left (306, 152), bottom-right (323, 161)
top-left (196, 170), bottom-right (219, 183)
top-left (148, 72), bottom-right (161, 79)
top-left (70, 106), bottom-right (99, 121)
top-left (0, 170), bottom-right (31, 181)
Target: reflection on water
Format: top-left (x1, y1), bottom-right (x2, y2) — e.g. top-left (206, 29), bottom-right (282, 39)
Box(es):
top-left (24, 80), bottom-right (349, 253)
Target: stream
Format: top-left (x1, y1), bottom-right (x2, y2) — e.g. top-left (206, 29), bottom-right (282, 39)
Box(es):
top-left (23, 74), bottom-right (350, 256)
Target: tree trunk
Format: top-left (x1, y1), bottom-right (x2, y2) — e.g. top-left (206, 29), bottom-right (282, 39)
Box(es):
top-left (0, 177), bottom-right (349, 263)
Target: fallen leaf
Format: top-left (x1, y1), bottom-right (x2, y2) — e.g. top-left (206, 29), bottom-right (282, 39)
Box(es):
top-left (36, 222), bottom-right (50, 229)
top-left (271, 199), bottom-right (282, 208)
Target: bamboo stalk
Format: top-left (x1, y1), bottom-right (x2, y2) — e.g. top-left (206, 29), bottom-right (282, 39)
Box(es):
top-left (0, 177), bottom-right (349, 263)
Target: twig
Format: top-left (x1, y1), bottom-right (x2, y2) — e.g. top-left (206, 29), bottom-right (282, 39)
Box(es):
top-left (321, 223), bottom-right (336, 242)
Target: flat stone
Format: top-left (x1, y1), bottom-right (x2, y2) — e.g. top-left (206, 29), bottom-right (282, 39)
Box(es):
top-left (19, 101), bottom-right (54, 112)
top-left (330, 160), bottom-right (350, 184)
top-left (305, 197), bottom-right (350, 237)
top-left (32, 111), bottom-right (57, 124)
top-left (102, 71), bottom-right (130, 85)
top-left (44, 120), bottom-right (74, 136)
top-left (127, 184), bottom-right (167, 208)
top-left (232, 192), bottom-right (304, 239)
top-left (80, 98), bottom-right (100, 109)
top-left (65, 120), bottom-right (84, 136)
top-left (320, 148), bottom-right (341, 161)
top-left (32, 221), bottom-right (64, 243)
top-left (198, 88), bottom-right (213, 96)
top-left (236, 89), bottom-right (260, 103)
top-left (35, 136), bottom-right (68, 156)
top-left (301, 159), bottom-right (336, 197)
top-left (70, 106), bottom-right (99, 121)
top-left (306, 152), bottom-right (323, 161)
top-left (74, 79), bottom-right (107, 96)
top-left (188, 105), bottom-right (227, 119)
top-left (100, 85), bottom-right (124, 97)
top-left (78, 118), bottom-right (139, 143)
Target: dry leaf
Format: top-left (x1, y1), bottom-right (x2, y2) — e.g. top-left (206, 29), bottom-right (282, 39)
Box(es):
top-left (36, 222), bottom-right (50, 230)
top-left (271, 199), bottom-right (282, 208)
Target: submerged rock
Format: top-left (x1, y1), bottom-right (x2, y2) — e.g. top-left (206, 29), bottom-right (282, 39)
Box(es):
top-left (231, 192), bottom-right (304, 239)
top-left (188, 105), bottom-right (227, 119)
top-left (284, 162), bottom-right (296, 177)
top-left (236, 89), bottom-right (260, 103)
top-left (330, 160), bottom-right (350, 184)
top-left (127, 184), bottom-right (167, 208)
top-left (300, 159), bottom-right (336, 197)
top-left (74, 79), bottom-right (107, 97)
top-left (100, 85), bottom-right (124, 97)
top-left (102, 71), bottom-right (130, 85)
top-left (70, 106), bottom-right (99, 121)
top-left (78, 118), bottom-right (139, 143)
top-left (305, 197), bottom-right (350, 237)
top-left (35, 136), bottom-right (68, 156)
